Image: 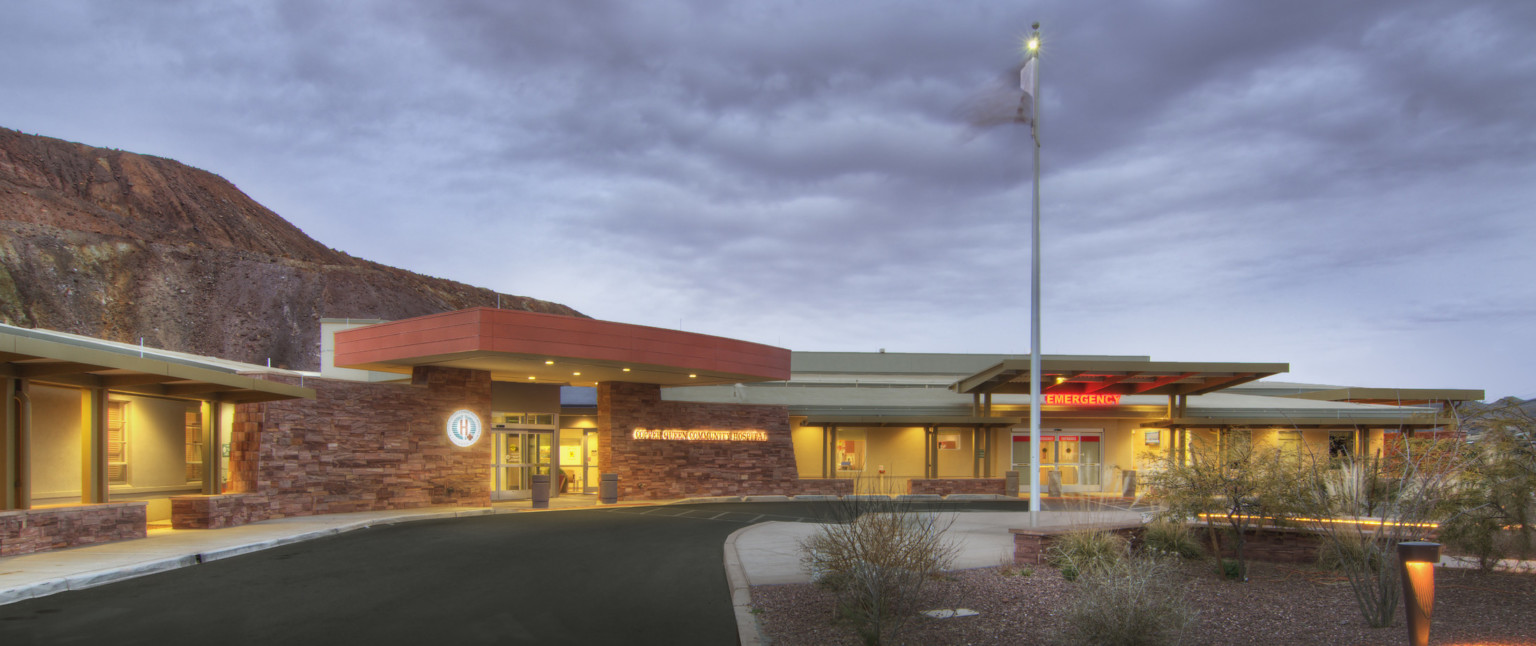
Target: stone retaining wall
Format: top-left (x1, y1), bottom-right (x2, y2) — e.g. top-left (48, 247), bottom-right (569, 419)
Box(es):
top-left (907, 478), bottom-right (1006, 496)
top-left (795, 479), bottom-right (855, 496)
top-left (1197, 524), bottom-right (1328, 564)
top-left (0, 502), bottom-right (147, 557)
top-left (1012, 523), bottom-right (1144, 565)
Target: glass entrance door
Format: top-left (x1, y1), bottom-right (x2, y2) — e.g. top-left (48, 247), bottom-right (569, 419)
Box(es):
top-left (493, 431), bottom-right (552, 501)
top-left (1012, 430), bottom-right (1103, 492)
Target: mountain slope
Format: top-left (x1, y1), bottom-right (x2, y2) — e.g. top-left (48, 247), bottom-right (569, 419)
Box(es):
top-left (0, 127), bottom-right (582, 369)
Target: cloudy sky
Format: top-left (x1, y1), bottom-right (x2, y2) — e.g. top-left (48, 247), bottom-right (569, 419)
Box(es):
top-left (3, 1), bottom-right (1533, 399)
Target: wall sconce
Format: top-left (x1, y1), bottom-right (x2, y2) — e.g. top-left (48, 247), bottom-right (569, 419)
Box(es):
top-left (1398, 541), bottom-right (1440, 646)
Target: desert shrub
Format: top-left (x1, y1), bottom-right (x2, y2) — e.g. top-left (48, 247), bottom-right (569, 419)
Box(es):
top-left (1141, 520), bottom-right (1203, 559)
top-left (1047, 529), bottom-right (1126, 579)
top-left (1316, 534), bottom-right (1385, 572)
top-left (800, 482), bottom-right (957, 645)
top-left (1219, 558), bottom-right (1242, 580)
top-left (1055, 555), bottom-right (1200, 646)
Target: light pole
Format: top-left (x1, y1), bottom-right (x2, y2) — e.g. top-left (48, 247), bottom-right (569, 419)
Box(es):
top-left (1023, 23), bottom-right (1043, 528)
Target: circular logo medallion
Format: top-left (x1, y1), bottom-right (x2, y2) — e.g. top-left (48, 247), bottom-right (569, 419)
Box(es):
top-left (446, 410), bottom-right (483, 447)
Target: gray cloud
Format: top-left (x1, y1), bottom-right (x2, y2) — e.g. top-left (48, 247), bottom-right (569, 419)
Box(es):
top-left (1, 0), bottom-right (1533, 398)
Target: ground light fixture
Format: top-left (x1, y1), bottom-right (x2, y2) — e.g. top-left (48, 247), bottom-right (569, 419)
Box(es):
top-left (1398, 541), bottom-right (1440, 646)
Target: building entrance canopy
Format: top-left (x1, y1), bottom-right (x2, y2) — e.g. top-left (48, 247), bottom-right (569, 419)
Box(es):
top-left (334, 308), bottom-right (790, 387)
top-left (951, 359), bottom-right (1290, 398)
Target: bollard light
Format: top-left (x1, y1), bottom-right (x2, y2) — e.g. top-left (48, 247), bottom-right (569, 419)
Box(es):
top-left (1397, 541), bottom-right (1440, 646)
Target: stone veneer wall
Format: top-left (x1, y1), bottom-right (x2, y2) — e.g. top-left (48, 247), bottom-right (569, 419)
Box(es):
top-left (907, 478), bottom-right (1006, 496)
top-left (198, 366), bottom-right (491, 528)
top-left (598, 381), bottom-right (801, 500)
top-left (0, 502), bottom-right (147, 556)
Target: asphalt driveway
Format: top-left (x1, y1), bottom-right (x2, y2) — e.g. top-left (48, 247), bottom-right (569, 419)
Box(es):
top-left (0, 498), bottom-right (1114, 645)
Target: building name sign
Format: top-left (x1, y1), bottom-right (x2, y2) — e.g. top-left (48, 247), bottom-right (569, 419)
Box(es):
top-left (1041, 394), bottom-right (1122, 406)
top-left (446, 409), bottom-right (483, 447)
top-left (631, 428), bottom-right (768, 442)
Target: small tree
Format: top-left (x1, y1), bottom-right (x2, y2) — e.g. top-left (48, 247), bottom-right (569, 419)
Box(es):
top-left (1141, 436), bottom-right (1291, 581)
top-left (1439, 399), bottom-right (1536, 571)
top-left (800, 477), bottom-right (958, 645)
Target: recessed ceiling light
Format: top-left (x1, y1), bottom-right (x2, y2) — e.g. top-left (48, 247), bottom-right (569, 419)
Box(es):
top-left (622, 367), bottom-right (631, 372)
top-left (689, 374), bottom-right (697, 378)
top-left (573, 372), bottom-right (581, 376)
top-left (545, 360), bottom-right (555, 365)
top-left (527, 376), bottom-right (535, 380)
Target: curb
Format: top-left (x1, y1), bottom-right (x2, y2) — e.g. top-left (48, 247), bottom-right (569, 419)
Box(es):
top-left (723, 523), bottom-right (769, 646)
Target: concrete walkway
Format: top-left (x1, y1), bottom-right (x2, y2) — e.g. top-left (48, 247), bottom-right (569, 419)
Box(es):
top-left (729, 509), bottom-right (1146, 586)
top-left (0, 495), bottom-right (666, 606)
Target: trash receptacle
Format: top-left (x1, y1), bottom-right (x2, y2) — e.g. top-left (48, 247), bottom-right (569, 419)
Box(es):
top-left (531, 474), bottom-right (550, 509)
top-left (1005, 470), bottom-right (1020, 497)
top-left (1121, 470), bottom-right (1138, 498)
top-left (599, 473), bottom-right (618, 504)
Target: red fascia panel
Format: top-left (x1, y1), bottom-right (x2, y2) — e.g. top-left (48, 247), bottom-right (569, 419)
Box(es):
top-left (335, 308), bottom-right (790, 381)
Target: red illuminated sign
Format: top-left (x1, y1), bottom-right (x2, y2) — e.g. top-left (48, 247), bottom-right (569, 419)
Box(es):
top-left (1041, 393), bottom-right (1121, 406)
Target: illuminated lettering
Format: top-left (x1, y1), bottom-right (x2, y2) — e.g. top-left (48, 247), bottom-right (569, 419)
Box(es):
top-left (631, 428), bottom-right (769, 442)
top-left (1041, 394), bottom-right (1122, 406)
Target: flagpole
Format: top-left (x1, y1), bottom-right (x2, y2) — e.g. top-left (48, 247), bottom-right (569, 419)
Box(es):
top-left (1026, 22), bottom-right (1043, 528)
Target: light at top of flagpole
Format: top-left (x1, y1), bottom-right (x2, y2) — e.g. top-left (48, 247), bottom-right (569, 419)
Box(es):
top-left (1026, 36), bottom-right (1039, 52)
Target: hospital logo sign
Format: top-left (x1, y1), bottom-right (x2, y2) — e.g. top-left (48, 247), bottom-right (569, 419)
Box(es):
top-left (446, 410), bottom-right (483, 447)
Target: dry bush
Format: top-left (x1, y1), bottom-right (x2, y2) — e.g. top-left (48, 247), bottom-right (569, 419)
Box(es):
top-left (1141, 520), bottom-right (1203, 559)
top-left (1047, 528), bottom-right (1127, 581)
top-left (800, 478), bottom-right (958, 645)
top-left (1055, 554), bottom-right (1199, 646)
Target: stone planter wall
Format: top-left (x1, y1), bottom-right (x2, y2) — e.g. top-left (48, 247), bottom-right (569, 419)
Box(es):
top-left (170, 493), bottom-right (271, 530)
top-left (795, 479), bottom-right (855, 496)
top-left (0, 502), bottom-right (147, 557)
top-left (1012, 523), bottom-right (1144, 565)
top-left (907, 478), bottom-right (1006, 496)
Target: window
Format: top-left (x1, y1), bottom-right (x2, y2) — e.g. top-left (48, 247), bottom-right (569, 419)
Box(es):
top-left (1328, 431), bottom-right (1353, 459)
top-left (937, 432), bottom-right (961, 450)
top-left (107, 401), bottom-right (128, 484)
top-left (185, 406), bottom-right (204, 483)
top-left (835, 438), bottom-right (865, 472)
top-left (1277, 430), bottom-right (1302, 461)
top-left (1223, 429), bottom-right (1252, 464)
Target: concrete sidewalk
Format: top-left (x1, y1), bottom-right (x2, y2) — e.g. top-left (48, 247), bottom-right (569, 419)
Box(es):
top-left (0, 495), bottom-right (670, 606)
top-left (730, 509), bottom-right (1147, 586)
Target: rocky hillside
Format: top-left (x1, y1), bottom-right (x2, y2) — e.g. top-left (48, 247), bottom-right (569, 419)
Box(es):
top-left (0, 127), bottom-right (582, 369)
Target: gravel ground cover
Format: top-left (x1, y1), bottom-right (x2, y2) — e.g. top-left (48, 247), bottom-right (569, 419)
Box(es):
top-left (751, 560), bottom-right (1536, 645)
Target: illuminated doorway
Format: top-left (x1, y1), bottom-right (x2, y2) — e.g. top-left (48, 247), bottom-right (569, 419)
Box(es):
top-left (1011, 430), bottom-right (1103, 492)
top-left (492, 431), bottom-right (552, 501)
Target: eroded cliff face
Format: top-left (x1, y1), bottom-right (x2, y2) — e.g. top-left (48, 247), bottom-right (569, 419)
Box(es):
top-left (0, 127), bottom-right (581, 369)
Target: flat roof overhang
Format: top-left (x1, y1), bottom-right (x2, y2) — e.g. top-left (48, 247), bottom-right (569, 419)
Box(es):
top-left (801, 415), bottom-right (1024, 427)
top-left (952, 359), bottom-right (1290, 397)
top-left (0, 330), bottom-right (314, 403)
top-left (334, 308), bottom-right (790, 387)
top-left (1276, 387), bottom-right (1485, 406)
top-left (1140, 416), bottom-right (1445, 429)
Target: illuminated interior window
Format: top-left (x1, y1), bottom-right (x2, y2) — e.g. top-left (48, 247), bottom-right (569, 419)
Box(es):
top-left (937, 432), bottom-right (961, 450)
top-left (185, 405), bottom-right (204, 483)
top-left (107, 401), bottom-right (128, 484)
top-left (835, 436), bottom-right (866, 472)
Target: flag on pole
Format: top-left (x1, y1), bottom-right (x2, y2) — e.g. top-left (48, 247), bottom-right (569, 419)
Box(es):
top-left (1017, 55), bottom-right (1037, 130)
